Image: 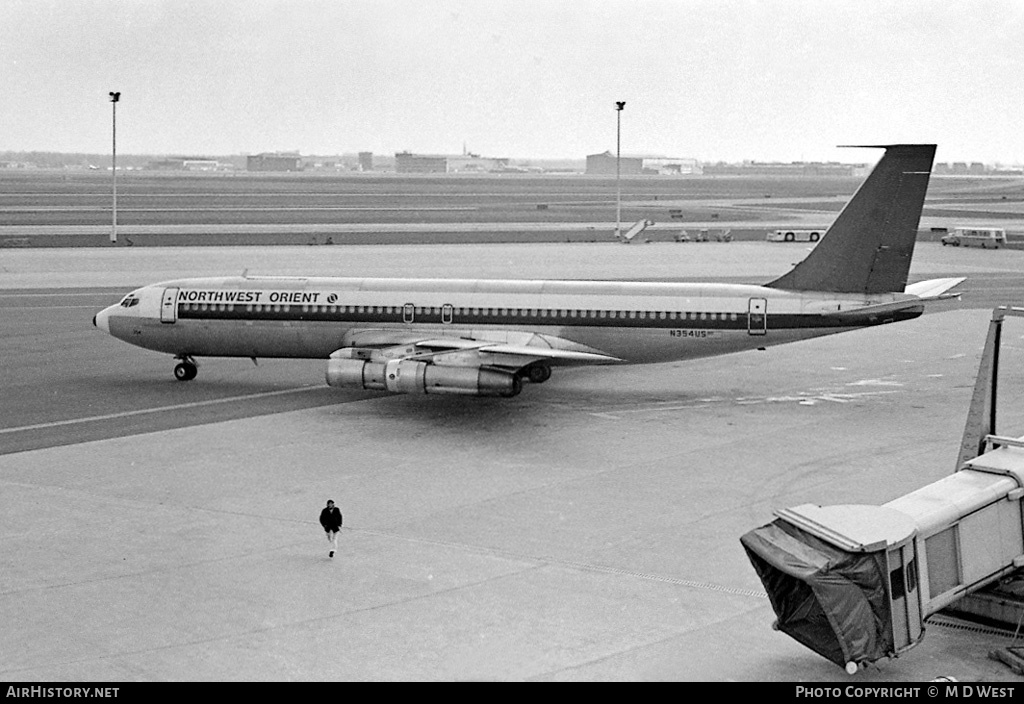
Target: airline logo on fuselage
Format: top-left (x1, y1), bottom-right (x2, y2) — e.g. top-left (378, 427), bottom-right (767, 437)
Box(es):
top-left (178, 290), bottom-right (324, 304)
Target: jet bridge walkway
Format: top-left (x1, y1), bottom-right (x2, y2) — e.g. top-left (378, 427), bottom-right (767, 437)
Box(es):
top-left (741, 306), bottom-right (1024, 674)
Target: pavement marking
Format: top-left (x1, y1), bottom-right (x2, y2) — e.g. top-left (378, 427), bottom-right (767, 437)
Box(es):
top-left (355, 527), bottom-right (767, 599)
top-left (0, 385), bottom-right (324, 435)
top-left (587, 389), bottom-right (901, 417)
top-left (554, 559), bottom-right (767, 599)
top-left (3, 305), bottom-right (99, 310)
top-left (0, 292), bottom-right (114, 298)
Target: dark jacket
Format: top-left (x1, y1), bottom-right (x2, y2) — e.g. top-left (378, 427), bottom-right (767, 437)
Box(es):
top-left (320, 506), bottom-right (342, 531)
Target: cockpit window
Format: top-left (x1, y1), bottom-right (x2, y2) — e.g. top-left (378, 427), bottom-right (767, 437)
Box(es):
top-left (120, 295), bottom-right (140, 308)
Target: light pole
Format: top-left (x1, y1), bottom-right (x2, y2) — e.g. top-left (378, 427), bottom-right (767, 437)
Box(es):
top-left (615, 101), bottom-right (625, 239)
top-left (109, 91), bottom-right (120, 244)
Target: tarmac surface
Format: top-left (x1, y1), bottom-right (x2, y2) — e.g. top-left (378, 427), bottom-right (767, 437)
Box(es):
top-left (2, 242), bottom-right (1024, 681)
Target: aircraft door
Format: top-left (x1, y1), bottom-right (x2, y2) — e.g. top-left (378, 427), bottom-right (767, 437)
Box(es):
top-left (160, 287), bottom-right (179, 324)
top-left (903, 545), bottom-right (923, 646)
top-left (886, 542), bottom-right (924, 652)
top-left (442, 304), bottom-right (454, 324)
top-left (747, 298), bottom-right (767, 335)
top-left (403, 303), bottom-right (415, 324)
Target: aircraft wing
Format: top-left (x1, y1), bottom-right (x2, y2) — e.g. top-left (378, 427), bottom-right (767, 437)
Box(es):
top-left (336, 328), bottom-right (621, 371)
top-left (417, 341), bottom-right (621, 369)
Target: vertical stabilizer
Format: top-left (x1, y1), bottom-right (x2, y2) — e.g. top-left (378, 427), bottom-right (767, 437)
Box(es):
top-left (766, 144), bottom-right (935, 294)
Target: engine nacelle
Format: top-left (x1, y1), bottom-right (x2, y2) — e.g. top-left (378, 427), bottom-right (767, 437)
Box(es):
top-left (326, 357), bottom-right (521, 397)
top-left (325, 356), bottom-right (387, 391)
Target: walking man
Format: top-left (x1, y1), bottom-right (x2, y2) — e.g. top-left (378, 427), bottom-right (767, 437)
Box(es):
top-left (319, 499), bottom-right (343, 558)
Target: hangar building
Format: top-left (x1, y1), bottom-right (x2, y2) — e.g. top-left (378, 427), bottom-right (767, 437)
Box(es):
top-left (394, 151), bottom-right (510, 174)
top-left (247, 153), bottom-right (303, 172)
top-left (148, 157), bottom-right (223, 171)
top-left (586, 151), bottom-right (698, 175)
top-left (702, 161), bottom-right (858, 176)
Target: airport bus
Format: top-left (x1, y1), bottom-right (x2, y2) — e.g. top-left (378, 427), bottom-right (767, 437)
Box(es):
top-left (940, 227), bottom-right (1007, 249)
top-left (766, 229), bottom-right (825, 243)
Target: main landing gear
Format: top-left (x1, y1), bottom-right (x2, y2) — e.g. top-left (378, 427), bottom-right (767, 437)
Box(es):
top-left (523, 364), bottom-right (552, 384)
top-left (173, 355), bottom-right (198, 381)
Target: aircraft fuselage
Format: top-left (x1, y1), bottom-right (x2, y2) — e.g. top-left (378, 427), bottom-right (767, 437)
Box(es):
top-left (95, 275), bottom-right (922, 366)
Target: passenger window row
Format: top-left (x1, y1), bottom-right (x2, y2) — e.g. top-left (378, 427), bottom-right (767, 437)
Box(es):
top-left (180, 301), bottom-right (742, 322)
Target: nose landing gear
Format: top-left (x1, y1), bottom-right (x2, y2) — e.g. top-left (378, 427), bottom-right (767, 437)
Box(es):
top-left (173, 355), bottom-right (198, 381)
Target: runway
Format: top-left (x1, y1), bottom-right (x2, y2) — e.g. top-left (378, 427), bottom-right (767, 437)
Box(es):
top-left (4, 168), bottom-right (1023, 246)
top-left (2, 242), bottom-right (1024, 680)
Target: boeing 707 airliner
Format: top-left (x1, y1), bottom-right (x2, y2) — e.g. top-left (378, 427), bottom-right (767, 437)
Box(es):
top-left (94, 144), bottom-right (962, 398)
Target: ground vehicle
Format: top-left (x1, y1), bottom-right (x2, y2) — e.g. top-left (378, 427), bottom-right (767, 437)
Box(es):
top-left (675, 228), bottom-right (732, 243)
top-left (940, 227), bottom-right (1007, 248)
top-left (766, 229), bottom-right (824, 243)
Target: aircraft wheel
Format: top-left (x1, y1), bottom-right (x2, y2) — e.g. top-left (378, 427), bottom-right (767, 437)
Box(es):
top-left (174, 362), bottom-right (198, 381)
top-left (527, 365), bottom-right (552, 384)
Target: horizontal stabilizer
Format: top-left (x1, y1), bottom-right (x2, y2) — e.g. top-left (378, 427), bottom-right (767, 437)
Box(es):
top-left (823, 299), bottom-right (924, 320)
top-left (822, 278), bottom-right (964, 320)
top-left (904, 277), bottom-right (965, 300)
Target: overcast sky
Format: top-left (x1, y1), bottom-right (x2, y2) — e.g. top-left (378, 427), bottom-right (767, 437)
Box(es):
top-left (2, 0), bottom-right (1022, 164)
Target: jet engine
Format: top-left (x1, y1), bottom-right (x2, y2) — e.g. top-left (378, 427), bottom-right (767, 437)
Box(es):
top-left (326, 357), bottom-right (521, 397)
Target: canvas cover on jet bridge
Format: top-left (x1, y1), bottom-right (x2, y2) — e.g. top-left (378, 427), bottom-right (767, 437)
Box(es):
top-left (740, 518), bottom-right (893, 668)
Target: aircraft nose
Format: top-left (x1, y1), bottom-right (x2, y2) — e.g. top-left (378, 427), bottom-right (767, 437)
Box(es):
top-left (94, 307), bottom-right (111, 333)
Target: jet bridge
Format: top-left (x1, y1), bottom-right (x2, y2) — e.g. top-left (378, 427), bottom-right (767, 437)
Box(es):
top-left (741, 306), bottom-right (1024, 673)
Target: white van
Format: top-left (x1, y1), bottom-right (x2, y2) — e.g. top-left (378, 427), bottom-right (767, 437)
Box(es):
top-left (940, 227), bottom-right (1007, 249)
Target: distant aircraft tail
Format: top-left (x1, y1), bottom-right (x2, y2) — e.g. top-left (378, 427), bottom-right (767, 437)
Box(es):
top-left (766, 144), bottom-right (936, 294)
